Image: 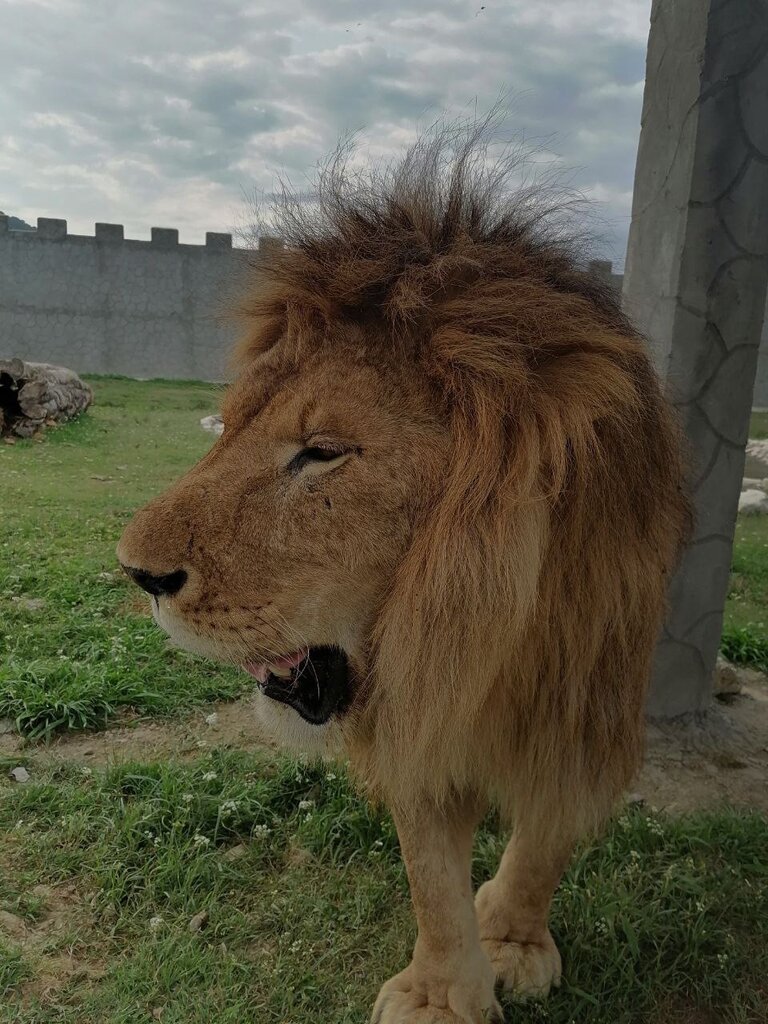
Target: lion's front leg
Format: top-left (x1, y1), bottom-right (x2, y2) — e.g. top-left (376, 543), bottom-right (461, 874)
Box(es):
top-left (475, 824), bottom-right (571, 1000)
top-left (372, 797), bottom-right (501, 1024)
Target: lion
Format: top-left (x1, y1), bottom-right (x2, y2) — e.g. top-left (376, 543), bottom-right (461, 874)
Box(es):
top-left (117, 123), bottom-right (692, 1023)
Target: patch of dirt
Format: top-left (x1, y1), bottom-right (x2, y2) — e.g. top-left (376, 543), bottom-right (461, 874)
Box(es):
top-left (0, 881), bottom-right (105, 1007)
top-left (638, 676), bottom-right (768, 814)
top-left (17, 955), bottom-right (104, 1005)
top-left (0, 695), bottom-right (272, 767)
top-left (3, 682), bottom-right (768, 815)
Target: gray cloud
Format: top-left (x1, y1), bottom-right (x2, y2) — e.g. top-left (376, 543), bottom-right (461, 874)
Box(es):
top-left (0, 0), bottom-right (650, 263)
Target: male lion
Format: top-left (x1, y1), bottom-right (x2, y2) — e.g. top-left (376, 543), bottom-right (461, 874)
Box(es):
top-left (118, 126), bottom-right (691, 1023)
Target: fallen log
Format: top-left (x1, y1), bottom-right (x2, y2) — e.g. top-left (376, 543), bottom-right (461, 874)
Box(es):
top-left (0, 358), bottom-right (93, 438)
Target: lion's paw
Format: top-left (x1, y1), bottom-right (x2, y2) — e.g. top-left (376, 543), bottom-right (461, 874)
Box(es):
top-left (371, 963), bottom-right (503, 1024)
top-left (480, 932), bottom-right (561, 999)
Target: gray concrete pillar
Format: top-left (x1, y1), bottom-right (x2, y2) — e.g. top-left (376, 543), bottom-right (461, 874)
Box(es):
top-left (623, 0), bottom-right (768, 716)
top-left (749, 295), bottom-right (768, 408)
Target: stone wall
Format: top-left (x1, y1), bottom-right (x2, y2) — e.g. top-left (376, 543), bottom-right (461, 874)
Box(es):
top-left (2, 219), bottom-right (767, 398)
top-left (0, 215), bottom-right (260, 382)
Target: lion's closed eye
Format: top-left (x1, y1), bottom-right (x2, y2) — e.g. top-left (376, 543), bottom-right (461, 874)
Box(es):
top-left (288, 445), bottom-right (353, 477)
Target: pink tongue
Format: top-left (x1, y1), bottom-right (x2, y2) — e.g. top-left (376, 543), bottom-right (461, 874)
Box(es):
top-left (276, 649), bottom-right (310, 670)
top-left (242, 648), bottom-right (309, 683)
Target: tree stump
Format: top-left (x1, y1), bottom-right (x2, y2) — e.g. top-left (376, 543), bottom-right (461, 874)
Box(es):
top-left (0, 358), bottom-right (93, 438)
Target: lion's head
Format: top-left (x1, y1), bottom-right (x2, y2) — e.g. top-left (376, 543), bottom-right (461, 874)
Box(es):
top-left (118, 124), bottom-right (690, 812)
top-left (117, 319), bottom-right (448, 753)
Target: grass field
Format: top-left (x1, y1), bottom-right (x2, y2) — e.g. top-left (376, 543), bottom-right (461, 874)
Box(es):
top-left (1, 378), bottom-right (767, 1023)
top-left (1, 376), bottom-right (767, 735)
top-left (0, 377), bottom-right (248, 738)
top-left (1, 751), bottom-right (767, 1024)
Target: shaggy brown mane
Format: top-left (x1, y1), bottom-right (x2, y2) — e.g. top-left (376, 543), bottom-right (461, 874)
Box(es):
top-left (236, 121), bottom-right (692, 833)
top-left (237, 121), bottom-right (630, 350)
top-left (120, 118), bottom-right (694, 1018)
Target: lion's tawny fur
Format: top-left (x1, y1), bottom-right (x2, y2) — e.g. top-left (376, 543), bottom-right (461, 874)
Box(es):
top-left (233, 127), bottom-right (692, 833)
top-left (118, 123), bottom-right (693, 1017)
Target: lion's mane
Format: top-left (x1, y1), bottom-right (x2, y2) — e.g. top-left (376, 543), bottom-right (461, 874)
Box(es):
top-left (236, 120), bottom-right (692, 834)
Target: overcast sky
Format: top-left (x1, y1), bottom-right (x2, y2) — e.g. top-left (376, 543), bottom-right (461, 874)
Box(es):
top-left (0, 0), bottom-right (651, 266)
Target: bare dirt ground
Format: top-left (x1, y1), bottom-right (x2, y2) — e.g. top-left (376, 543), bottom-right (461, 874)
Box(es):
top-left (640, 673), bottom-right (768, 814)
top-left (0, 696), bottom-right (274, 767)
top-left (0, 881), bottom-right (105, 1004)
top-left (3, 678), bottom-right (768, 815)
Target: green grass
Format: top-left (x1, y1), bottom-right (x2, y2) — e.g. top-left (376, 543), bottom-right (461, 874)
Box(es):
top-left (0, 942), bottom-right (29, 997)
top-left (748, 411), bottom-right (768, 439)
top-left (0, 376), bottom-right (248, 738)
top-left (2, 377), bottom-right (768, 741)
top-left (1, 753), bottom-right (766, 1024)
top-left (723, 515), bottom-right (768, 669)
top-left (1, 380), bottom-right (767, 1021)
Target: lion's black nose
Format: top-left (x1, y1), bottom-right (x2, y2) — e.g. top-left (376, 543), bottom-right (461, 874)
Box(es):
top-left (121, 565), bottom-right (188, 597)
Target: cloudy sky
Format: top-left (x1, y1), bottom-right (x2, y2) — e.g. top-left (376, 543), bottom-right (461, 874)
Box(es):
top-left (1, 0), bottom-right (651, 266)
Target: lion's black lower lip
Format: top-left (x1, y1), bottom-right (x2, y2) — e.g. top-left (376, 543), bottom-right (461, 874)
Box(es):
top-left (260, 646), bottom-right (351, 725)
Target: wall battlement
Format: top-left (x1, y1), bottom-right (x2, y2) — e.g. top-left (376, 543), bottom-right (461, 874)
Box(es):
top-left (2, 215), bottom-right (765, 400)
top-left (0, 215), bottom-right (282, 382)
top-left (0, 213), bottom-right (286, 252)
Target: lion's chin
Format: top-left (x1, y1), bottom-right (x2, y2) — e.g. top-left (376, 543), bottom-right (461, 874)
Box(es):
top-left (250, 687), bottom-right (349, 758)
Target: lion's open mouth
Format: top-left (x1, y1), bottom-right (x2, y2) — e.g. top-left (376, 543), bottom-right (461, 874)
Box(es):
top-left (242, 646), bottom-right (351, 726)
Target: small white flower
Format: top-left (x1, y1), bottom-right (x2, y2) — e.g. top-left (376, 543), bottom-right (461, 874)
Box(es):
top-left (193, 834), bottom-right (210, 848)
top-left (202, 771), bottom-right (217, 782)
top-left (252, 824), bottom-right (271, 839)
top-left (149, 916), bottom-right (164, 932)
top-left (182, 793), bottom-right (194, 803)
top-left (80, 767), bottom-right (92, 777)
top-left (298, 799), bottom-right (315, 811)
top-left (325, 772), bottom-right (337, 781)
top-left (219, 799), bottom-right (238, 816)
